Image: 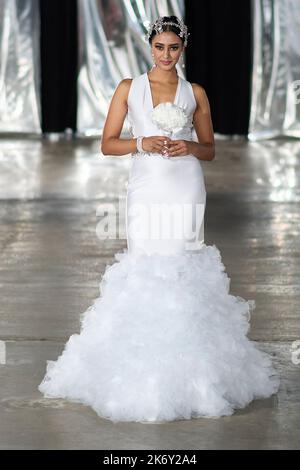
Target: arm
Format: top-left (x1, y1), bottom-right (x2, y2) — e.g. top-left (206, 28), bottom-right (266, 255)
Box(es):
top-left (100, 78), bottom-right (138, 156)
top-left (188, 83), bottom-right (215, 161)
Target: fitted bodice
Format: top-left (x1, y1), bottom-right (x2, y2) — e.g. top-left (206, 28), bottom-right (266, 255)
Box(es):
top-left (127, 71), bottom-right (197, 157)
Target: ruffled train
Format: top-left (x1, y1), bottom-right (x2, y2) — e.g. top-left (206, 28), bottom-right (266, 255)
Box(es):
top-left (38, 243), bottom-right (280, 423)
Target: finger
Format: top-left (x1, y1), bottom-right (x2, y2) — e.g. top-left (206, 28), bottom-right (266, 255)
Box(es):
top-left (156, 143), bottom-right (167, 151)
top-left (155, 139), bottom-right (167, 146)
top-left (160, 143), bottom-right (171, 152)
top-left (168, 146), bottom-right (182, 156)
top-left (168, 144), bottom-right (181, 152)
top-left (157, 137), bottom-right (171, 144)
top-left (155, 144), bottom-right (167, 153)
top-left (168, 141), bottom-right (179, 149)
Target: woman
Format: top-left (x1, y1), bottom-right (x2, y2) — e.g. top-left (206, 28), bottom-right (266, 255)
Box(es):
top-left (38, 16), bottom-right (279, 423)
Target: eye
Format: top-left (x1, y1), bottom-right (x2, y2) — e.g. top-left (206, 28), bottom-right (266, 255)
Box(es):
top-left (154, 45), bottom-right (179, 51)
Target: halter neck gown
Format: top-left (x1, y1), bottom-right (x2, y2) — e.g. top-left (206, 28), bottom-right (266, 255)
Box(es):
top-left (38, 71), bottom-right (280, 423)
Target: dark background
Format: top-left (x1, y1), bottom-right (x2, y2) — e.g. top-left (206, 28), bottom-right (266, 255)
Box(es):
top-left (39, 0), bottom-right (78, 133)
top-left (185, 0), bottom-right (252, 135)
top-left (39, 0), bottom-right (252, 135)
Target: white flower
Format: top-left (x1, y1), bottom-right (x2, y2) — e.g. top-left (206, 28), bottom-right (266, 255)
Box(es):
top-left (151, 102), bottom-right (188, 132)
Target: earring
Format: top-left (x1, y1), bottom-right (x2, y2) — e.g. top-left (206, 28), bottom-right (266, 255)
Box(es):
top-left (180, 53), bottom-right (185, 69)
top-left (151, 53), bottom-right (156, 69)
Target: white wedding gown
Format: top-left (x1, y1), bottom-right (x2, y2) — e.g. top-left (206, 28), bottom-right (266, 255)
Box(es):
top-left (38, 71), bottom-right (280, 423)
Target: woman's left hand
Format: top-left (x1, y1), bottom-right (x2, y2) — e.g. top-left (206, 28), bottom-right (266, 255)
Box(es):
top-left (165, 139), bottom-right (192, 157)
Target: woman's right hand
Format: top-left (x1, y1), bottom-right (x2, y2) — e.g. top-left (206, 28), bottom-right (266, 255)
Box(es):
top-left (141, 136), bottom-right (172, 155)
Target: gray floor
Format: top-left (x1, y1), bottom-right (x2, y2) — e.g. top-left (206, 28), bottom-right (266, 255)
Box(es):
top-left (0, 136), bottom-right (299, 449)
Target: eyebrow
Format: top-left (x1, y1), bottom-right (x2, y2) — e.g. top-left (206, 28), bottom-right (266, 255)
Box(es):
top-left (154, 42), bottom-right (180, 46)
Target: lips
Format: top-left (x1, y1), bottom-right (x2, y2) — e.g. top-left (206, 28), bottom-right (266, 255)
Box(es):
top-left (161, 61), bottom-right (172, 65)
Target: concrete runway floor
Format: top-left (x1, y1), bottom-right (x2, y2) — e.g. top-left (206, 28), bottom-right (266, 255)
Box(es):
top-left (0, 136), bottom-right (299, 449)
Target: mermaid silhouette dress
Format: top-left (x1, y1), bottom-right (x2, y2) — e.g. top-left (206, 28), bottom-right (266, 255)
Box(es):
top-left (38, 72), bottom-right (280, 423)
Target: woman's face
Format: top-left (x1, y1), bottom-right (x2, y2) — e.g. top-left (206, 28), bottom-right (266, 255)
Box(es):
top-left (151, 31), bottom-right (184, 70)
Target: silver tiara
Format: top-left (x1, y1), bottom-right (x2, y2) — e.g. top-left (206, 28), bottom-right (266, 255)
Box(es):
top-left (145, 17), bottom-right (190, 47)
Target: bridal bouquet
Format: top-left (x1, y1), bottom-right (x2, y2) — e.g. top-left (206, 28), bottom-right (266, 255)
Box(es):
top-left (151, 103), bottom-right (188, 159)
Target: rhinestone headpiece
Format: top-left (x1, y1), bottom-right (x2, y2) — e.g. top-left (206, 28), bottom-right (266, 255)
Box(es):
top-left (145, 16), bottom-right (190, 47)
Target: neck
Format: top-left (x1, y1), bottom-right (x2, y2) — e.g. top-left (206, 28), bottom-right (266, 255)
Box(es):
top-left (148, 66), bottom-right (178, 82)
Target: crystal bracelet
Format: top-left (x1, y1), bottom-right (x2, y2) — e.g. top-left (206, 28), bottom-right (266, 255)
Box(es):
top-left (136, 136), bottom-right (145, 153)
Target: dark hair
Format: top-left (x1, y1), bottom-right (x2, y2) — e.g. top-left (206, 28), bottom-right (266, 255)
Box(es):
top-left (148, 16), bottom-right (184, 45)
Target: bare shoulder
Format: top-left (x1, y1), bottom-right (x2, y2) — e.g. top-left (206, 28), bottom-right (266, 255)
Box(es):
top-left (117, 78), bottom-right (133, 94)
top-left (191, 82), bottom-right (211, 113)
top-left (191, 82), bottom-right (205, 94)
top-left (120, 77), bottom-right (133, 87)
top-left (116, 78), bottom-right (132, 102)
top-left (112, 78), bottom-right (133, 106)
